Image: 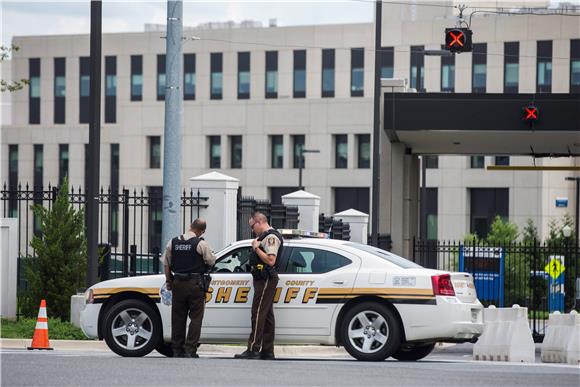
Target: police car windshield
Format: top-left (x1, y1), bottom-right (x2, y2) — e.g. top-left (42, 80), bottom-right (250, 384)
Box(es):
top-left (346, 243), bottom-right (423, 269)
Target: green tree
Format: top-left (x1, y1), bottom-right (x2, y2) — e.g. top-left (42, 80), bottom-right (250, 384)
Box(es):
top-left (1, 45), bottom-right (29, 92)
top-left (22, 177), bottom-right (87, 319)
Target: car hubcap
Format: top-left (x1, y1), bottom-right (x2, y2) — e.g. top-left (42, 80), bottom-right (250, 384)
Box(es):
top-left (348, 311), bottom-right (389, 354)
top-left (111, 308), bottom-right (153, 350)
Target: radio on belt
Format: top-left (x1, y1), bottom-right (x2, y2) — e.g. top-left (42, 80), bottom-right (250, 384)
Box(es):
top-left (277, 229), bottom-right (329, 239)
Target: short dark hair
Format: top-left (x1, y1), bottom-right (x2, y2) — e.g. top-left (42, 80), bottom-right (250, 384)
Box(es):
top-left (191, 218), bottom-right (207, 231)
top-left (251, 212), bottom-right (268, 223)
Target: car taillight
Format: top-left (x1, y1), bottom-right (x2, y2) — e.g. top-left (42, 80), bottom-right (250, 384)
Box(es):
top-left (431, 274), bottom-right (455, 296)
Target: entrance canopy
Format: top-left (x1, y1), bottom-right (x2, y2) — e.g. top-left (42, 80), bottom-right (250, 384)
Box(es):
top-left (383, 93), bottom-right (580, 156)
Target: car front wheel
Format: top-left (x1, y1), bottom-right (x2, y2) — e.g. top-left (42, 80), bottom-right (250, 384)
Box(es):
top-left (341, 302), bottom-right (402, 361)
top-left (103, 299), bottom-right (162, 357)
top-left (391, 342), bottom-right (435, 361)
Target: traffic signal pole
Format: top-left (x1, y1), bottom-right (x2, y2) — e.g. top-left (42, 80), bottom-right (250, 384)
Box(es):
top-left (370, 0), bottom-right (382, 247)
top-left (86, 0), bottom-right (101, 287)
top-left (161, 0), bottom-right (184, 256)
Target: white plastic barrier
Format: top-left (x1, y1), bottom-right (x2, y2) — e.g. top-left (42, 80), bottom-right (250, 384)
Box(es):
top-left (541, 311), bottom-right (580, 365)
top-left (473, 305), bottom-right (535, 362)
top-left (70, 294), bottom-right (85, 328)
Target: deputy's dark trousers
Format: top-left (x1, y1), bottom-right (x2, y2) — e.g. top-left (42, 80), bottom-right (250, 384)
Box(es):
top-left (171, 277), bottom-right (205, 355)
top-left (247, 273), bottom-right (279, 354)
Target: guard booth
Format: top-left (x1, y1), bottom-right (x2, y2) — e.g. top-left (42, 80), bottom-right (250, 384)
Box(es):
top-left (459, 246), bottom-right (505, 307)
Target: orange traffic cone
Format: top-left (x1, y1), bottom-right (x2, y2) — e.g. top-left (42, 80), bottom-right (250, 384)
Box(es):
top-left (27, 299), bottom-right (53, 350)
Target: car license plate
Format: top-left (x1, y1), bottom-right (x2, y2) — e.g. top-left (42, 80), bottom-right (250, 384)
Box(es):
top-left (471, 310), bottom-right (479, 323)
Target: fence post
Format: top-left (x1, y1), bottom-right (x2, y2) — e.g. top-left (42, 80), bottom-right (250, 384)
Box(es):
top-left (122, 189), bottom-right (129, 277)
top-left (130, 244), bottom-right (137, 276)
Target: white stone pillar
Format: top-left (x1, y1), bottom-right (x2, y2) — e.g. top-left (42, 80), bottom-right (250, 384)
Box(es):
top-left (189, 172), bottom-right (239, 251)
top-left (281, 190), bottom-right (320, 233)
top-left (334, 209), bottom-right (369, 244)
top-left (1, 218), bottom-right (18, 318)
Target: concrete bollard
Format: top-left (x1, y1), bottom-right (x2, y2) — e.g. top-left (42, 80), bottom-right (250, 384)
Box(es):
top-left (541, 310), bottom-right (580, 365)
top-left (473, 305), bottom-right (535, 362)
top-left (70, 294), bottom-right (85, 328)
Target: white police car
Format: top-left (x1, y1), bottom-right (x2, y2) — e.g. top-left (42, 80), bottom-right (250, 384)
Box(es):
top-left (80, 231), bottom-right (483, 361)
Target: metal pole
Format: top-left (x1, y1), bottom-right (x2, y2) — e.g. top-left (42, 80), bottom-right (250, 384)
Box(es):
top-left (161, 0), bottom-right (183, 257)
top-left (86, 0), bottom-right (101, 287)
top-left (420, 156), bottom-right (427, 241)
top-left (370, 0), bottom-right (382, 247)
top-left (575, 179), bottom-right (579, 243)
top-left (298, 148), bottom-right (303, 190)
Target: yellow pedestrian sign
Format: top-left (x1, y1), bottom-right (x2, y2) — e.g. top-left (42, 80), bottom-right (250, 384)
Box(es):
top-left (545, 257), bottom-right (565, 280)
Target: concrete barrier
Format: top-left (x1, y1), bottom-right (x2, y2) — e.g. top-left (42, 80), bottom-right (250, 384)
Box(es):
top-left (541, 311), bottom-right (580, 365)
top-left (473, 305), bottom-right (535, 362)
top-left (70, 294), bottom-right (85, 328)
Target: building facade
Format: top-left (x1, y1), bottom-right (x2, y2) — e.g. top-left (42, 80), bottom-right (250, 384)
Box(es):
top-left (1, 6), bottom-right (579, 244)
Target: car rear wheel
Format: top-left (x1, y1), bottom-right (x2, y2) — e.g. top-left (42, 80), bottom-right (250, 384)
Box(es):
top-left (341, 302), bottom-right (402, 361)
top-left (391, 342), bottom-right (435, 361)
top-left (103, 299), bottom-right (161, 357)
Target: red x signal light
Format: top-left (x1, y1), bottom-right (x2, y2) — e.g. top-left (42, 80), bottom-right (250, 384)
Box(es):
top-left (445, 28), bottom-right (473, 53)
top-left (522, 104), bottom-right (539, 123)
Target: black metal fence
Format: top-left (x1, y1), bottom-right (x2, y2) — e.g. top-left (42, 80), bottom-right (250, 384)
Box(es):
top-left (319, 214), bottom-right (351, 240)
top-left (236, 195), bottom-right (299, 240)
top-left (413, 238), bottom-right (580, 341)
top-left (2, 183), bottom-right (208, 286)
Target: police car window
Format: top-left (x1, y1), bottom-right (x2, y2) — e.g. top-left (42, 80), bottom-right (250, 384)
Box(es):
top-left (285, 247), bottom-right (351, 274)
top-left (345, 242), bottom-right (422, 269)
top-left (213, 247), bottom-right (253, 273)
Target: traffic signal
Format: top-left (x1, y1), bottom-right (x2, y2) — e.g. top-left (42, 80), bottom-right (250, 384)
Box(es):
top-left (445, 28), bottom-right (473, 53)
top-left (522, 104), bottom-right (539, 123)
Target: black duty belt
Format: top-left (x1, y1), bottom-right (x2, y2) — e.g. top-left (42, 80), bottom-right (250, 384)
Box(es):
top-left (173, 273), bottom-right (202, 280)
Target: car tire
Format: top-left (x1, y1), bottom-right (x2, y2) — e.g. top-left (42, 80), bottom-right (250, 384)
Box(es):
top-left (156, 341), bottom-right (173, 357)
top-left (391, 342), bottom-right (435, 361)
top-left (103, 299), bottom-right (162, 357)
top-left (341, 302), bottom-right (402, 361)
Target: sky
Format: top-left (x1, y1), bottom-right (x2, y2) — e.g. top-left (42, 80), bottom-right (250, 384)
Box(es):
top-left (0, 0), bottom-right (374, 48)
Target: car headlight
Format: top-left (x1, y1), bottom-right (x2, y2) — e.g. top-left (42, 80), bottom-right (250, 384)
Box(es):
top-left (85, 288), bottom-right (94, 304)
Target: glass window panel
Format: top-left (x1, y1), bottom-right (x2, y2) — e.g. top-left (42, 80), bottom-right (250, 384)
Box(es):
top-left (572, 61), bottom-right (580, 85)
top-left (54, 76), bottom-right (65, 97)
top-left (266, 71), bottom-right (277, 93)
top-left (505, 63), bottom-right (519, 86)
top-left (211, 73), bottom-right (223, 95)
top-left (184, 73), bottom-right (196, 96)
top-left (322, 69), bottom-right (334, 92)
top-left (30, 77), bottom-right (40, 98)
top-left (473, 64), bottom-right (486, 88)
top-left (351, 68), bottom-right (364, 92)
top-left (238, 71), bottom-right (250, 94)
top-left (294, 69), bottom-right (306, 93)
top-left (381, 66), bottom-right (393, 79)
top-left (80, 76), bottom-right (90, 97)
top-left (538, 61), bottom-right (552, 86)
top-left (132, 74), bottom-right (143, 97)
top-left (157, 73), bottom-right (166, 97)
top-left (441, 64), bottom-right (455, 91)
top-left (358, 134), bottom-right (370, 169)
top-left (106, 75), bottom-right (116, 96)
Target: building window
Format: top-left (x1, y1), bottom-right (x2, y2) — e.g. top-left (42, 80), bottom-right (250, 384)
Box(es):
top-left (495, 156), bottom-right (510, 166)
top-left (209, 136), bottom-right (221, 168)
top-left (29, 58), bottom-right (40, 124)
top-left (293, 50), bottom-right (306, 98)
top-left (537, 40), bottom-right (552, 93)
top-left (379, 47), bottom-right (394, 78)
top-left (54, 57), bottom-right (65, 124)
top-left (351, 48), bottom-right (364, 97)
top-left (59, 144), bottom-right (69, 185)
top-left (334, 135), bottom-right (348, 169)
top-left (184, 53), bottom-right (196, 100)
top-left (110, 143), bottom-right (120, 246)
top-left (237, 52), bottom-right (250, 100)
top-left (410, 46), bottom-right (424, 91)
top-left (424, 155), bottom-right (439, 169)
top-left (210, 53), bottom-right (223, 100)
top-left (79, 56), bottom-right (90, 123)
top-left (105, 56), bottom-right (116, 123)
top-left (292, 135), bottom-right (305, 169)
top-left (322, 49), bottom-right (335, 98)
top-left (504, 42), bottom-right (519, 93)
top-left (334, 187), bottom-right (370, 214)
top-left (470, 155), bottom-right (485, 169)
top-left (33, 144), bottom-right (43, 234)
top-left (571, 39), bottom-right (580, 93)
top-left (148, 186), bottom-right (163, 255)
top-left (440, 46), bottom-right (455, 92)
top-left (130, 55), bottom-right (143, 101)
top-left (265, 51), bottom-right (278, 99)
top-left (271, 135), bottom-right (283, 169)
top-left (356, 134), bottom-right (370, 169)
top-left (470, 188), bottom-right (509, 238)
top-left (230, 136), bottom-right (242, 169)
top-left (148, 136), bottom-right (161, 169)
top-left (8, 145), bottom-right (18, 217)
top-left (426, 188), bottom-right (438, 240)
top-left (157, 55), bottom-right (166, 101)
top-left (472, 43), bottom-right (487, 93)
top-left (270, 187), bottom-right (296, 205)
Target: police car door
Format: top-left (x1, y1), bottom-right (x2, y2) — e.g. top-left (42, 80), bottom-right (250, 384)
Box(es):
top-left (201, 244), bottom-right (254, 342)
top-left (275, 242), bottom-right (360, 339)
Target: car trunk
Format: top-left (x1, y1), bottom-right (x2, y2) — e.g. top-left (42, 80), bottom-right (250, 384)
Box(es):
top-left (450, 273), bottom-right (478, 303)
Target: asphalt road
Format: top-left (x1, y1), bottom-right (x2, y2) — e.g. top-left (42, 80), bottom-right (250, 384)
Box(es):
top-left (1, 349), bottom-right (579, 387)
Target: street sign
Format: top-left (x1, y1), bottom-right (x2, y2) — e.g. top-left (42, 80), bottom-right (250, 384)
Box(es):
top-left (459, 246), bottom-right (504, 307)
top-left (555, 197), bottom-right (568, 208)
top-left (545, 255), bottom-right (565, 312)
